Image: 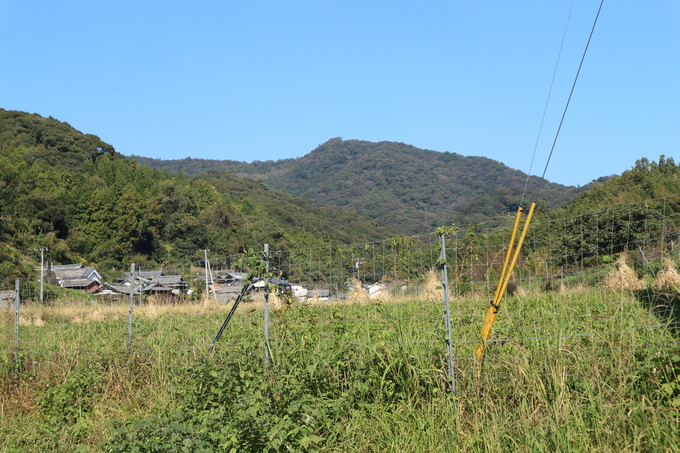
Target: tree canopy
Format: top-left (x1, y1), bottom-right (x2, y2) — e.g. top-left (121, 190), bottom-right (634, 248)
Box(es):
top-left (0, 110), bottom-right (391, 279)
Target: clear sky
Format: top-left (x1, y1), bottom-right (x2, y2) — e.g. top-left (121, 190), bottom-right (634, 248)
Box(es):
top-left (1, 1), bottom-right (678, 187)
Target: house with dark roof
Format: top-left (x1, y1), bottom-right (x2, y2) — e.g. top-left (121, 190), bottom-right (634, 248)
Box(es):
top-left (152, 275), bottom-right (188, 295)
top-left (105, 272), bottom-right (189, 297)
top-left (138, 271), bottom-right (163, 280)
top-left (61, 279), bottom-right (101, 293)
top-left (49, 264), bottom-right (102, 293)
top-left (214, 271), bottom-right (248, 284)
top-left (98, 282), bottom-right (142, 296)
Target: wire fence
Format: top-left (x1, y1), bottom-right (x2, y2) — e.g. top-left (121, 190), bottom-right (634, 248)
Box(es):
top-left (2, 196), bottom-right (680, 394)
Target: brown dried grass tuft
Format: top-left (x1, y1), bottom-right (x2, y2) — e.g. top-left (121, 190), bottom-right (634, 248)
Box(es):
top-left (346, 278), bottom-right (369, 304)
top-left (423, 268), bottom-right (442, 301)
top-left (85, 306), bottom-right (105, 322)
top-left (604, 255), bottom-right (644, 291)
top-left (200, 295), bottom-right (220, 313)
top-left (513, 284), bottom-right (526, 298)
top-left (652, 258), bottom-right (680, 291)
top-left (246, 292), bottom-right (287, 311)
top-left (308, 289), bottom-right (320, 305)
top-left (558, 282), bottom-right (568, 294)
top-left (373, 289), bottom-right (394, 303)
top-left (142, 303), bottom-right (160, 320)
top-left (268, 292), bottom-right (285, 310)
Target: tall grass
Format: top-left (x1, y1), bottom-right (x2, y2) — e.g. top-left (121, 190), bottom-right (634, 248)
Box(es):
top-left (0, 286), bottom-right (678, 452)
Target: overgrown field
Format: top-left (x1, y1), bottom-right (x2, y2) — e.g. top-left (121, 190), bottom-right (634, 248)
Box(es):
top-left (1, 288), bottom-right (679, 452)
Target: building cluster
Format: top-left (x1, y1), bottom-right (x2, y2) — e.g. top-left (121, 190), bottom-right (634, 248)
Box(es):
top-left (44, 264), bottom-right (190, 302)
top-left (25, 264), bottom-right (385, 304)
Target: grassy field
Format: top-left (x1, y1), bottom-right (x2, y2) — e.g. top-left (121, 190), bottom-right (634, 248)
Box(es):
top-left (1, 286), bottom-right (678, 452)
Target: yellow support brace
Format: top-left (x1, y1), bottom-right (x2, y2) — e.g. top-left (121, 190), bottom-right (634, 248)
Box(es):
top-left (476, 202), bottom-right (536, 359)
top-left (491, 207), bottom-right (523, 309)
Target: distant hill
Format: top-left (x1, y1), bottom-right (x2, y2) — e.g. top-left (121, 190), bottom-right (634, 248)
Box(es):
top-left (0, 110), bottom-right (391, 277)
top-left (0, 109), bottom-right (118, 170)
top-left (135, 138), bottom-right (585, 234)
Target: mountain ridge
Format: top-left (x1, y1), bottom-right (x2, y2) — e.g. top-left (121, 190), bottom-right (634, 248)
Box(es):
top-left (135, 137), bottom-right (586, 234)
top-left (0, 109), bottom-right (392, 277)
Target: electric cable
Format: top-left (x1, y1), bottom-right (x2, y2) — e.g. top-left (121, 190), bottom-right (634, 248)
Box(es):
top-left (521, 0), bottom-right (605, 205)
top-left (520, 0), bottom-right (575, 207)
top-left (538, 0), bottom-right (605, 188)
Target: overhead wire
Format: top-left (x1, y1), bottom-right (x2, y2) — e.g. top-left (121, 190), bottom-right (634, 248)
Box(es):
top-left (520, 0), bottom-right (576, 207)
top-left (478, 0), bottom-right (606, 361)
top-left (537, 0), bottom-right (606, 189)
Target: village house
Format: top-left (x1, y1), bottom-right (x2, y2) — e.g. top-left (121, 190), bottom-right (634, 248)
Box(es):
top-left (99, 271), bottom-right (190, 301)
top-left (49, 263), bottom-right (102, 293)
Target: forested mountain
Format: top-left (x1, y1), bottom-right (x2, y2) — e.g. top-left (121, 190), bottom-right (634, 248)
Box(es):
top-left (529, 155), bottom-right (680, 268)
top-left (0, 110), bottom-right (390, 279)
top-left (551, 156), bottom-right (680, 216)
top-left (135, 138), bottom-right (585, 234)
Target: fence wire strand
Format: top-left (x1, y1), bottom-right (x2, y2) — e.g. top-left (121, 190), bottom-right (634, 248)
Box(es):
top-left (2, 196), bottom-right (680, 394)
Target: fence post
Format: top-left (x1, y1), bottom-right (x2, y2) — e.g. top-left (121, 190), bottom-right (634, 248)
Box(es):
top-left (128, 263), bottom-right (135, 353)
top-left (264, 243), bottom-right (270, 370)
top-left (14, 279), bottom-right (20, 375)
top-left (440, 234), bottom-right (456, 396)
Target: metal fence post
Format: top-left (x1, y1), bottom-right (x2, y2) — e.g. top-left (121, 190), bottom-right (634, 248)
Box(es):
top-left (264, 243), bottom-right (270, 370)
top-left (128, 263), bottom-right (135, 353)
top-left (14, 279), bottom-right (20, 375)
top-left (440, 235), bottom-right (456, 396)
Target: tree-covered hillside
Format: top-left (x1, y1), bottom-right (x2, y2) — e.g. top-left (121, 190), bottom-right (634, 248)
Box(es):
top-left (0, 109), bottom-right (118, 171)
top-left (0, 109), bottom-right (391, 278)
top-left (553, 156), bottom-right (680, 216)
top-left (529, 155), bottom-right (680, 269)
top-left (136, 138), bottom-right (585, 234)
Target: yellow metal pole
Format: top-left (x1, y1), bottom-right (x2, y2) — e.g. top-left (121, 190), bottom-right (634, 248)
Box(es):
top-left (477, 207), bottom-right (523, 355)
top-left (491, 206), bottom-right (523, 308)
top-left (476, 202), bottom-right (536, 359)
top-left (477, 206), bottom-right (523, 357)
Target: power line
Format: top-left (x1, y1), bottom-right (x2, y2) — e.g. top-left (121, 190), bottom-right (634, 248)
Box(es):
top-left (522, 0), bottom-right (606, 204)
top-left (521, 0), bottom-right (576, 207)
top-left (538, 0), bottom-right (606, 185)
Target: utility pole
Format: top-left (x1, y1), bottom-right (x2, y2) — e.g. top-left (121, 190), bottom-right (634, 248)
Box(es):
top-left (355, 259), bottom-right (364, 282)
top-left (34, 248), bottom-right (48, 304)
top-left (203, 249), bottom-right (210, 301)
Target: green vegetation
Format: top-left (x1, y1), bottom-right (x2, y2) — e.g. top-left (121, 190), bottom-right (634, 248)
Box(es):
top-left (533, 156), bottom-right (680, 269)
top-left (1, 109), bottom-right (680, 451)
top-left (0, 110), bottom-right (390, 278)
top-left (1, 285), bottom-right (678, 451)
top-left (135, 138), bottom-right (585, 235)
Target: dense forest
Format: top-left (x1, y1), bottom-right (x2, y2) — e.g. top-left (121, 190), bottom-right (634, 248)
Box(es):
top-left (136, 138), bottom-right (588, 234)
top-left (0, 109), bottom-right (390, 279)
top-left (3, 108), bottom-right (678, 282)
top-left (535, 155), bottom-right (680, 268)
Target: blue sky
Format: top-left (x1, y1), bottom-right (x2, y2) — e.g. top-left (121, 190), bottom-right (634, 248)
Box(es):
top-left (1, 1), bottom-right (678, 187)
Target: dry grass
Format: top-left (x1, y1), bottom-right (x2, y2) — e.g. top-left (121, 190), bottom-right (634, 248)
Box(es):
top-left (652, 258), bottom-right (680, 291)
top-left (422, 268), bottom-right (442, 301)
top-left (603, 254), bottom-right (644, 291)
top-left (345, 278), bottom-right (369, 304)
top-left (2, 266), bottom-right (494, 325)
top-left (200, 295), bottom-right (220, 313)
top-left (372, 289), bottom-right (394, 303)
top-left (306, 289), bottom-right (323, 305)
top-left (1, 291), bottom-right (302, 327)
top-left (247, 292), bottom-right (287, 311)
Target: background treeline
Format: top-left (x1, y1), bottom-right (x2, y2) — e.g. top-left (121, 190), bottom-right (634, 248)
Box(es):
top-left (136, 137), bottom-right (589, 234)
top-left (537, 155), bottom-right (680, 268)
top-left (3, 108), bottom-right (678, 283)
top-left (0, 109), bottom-right (390, 279)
